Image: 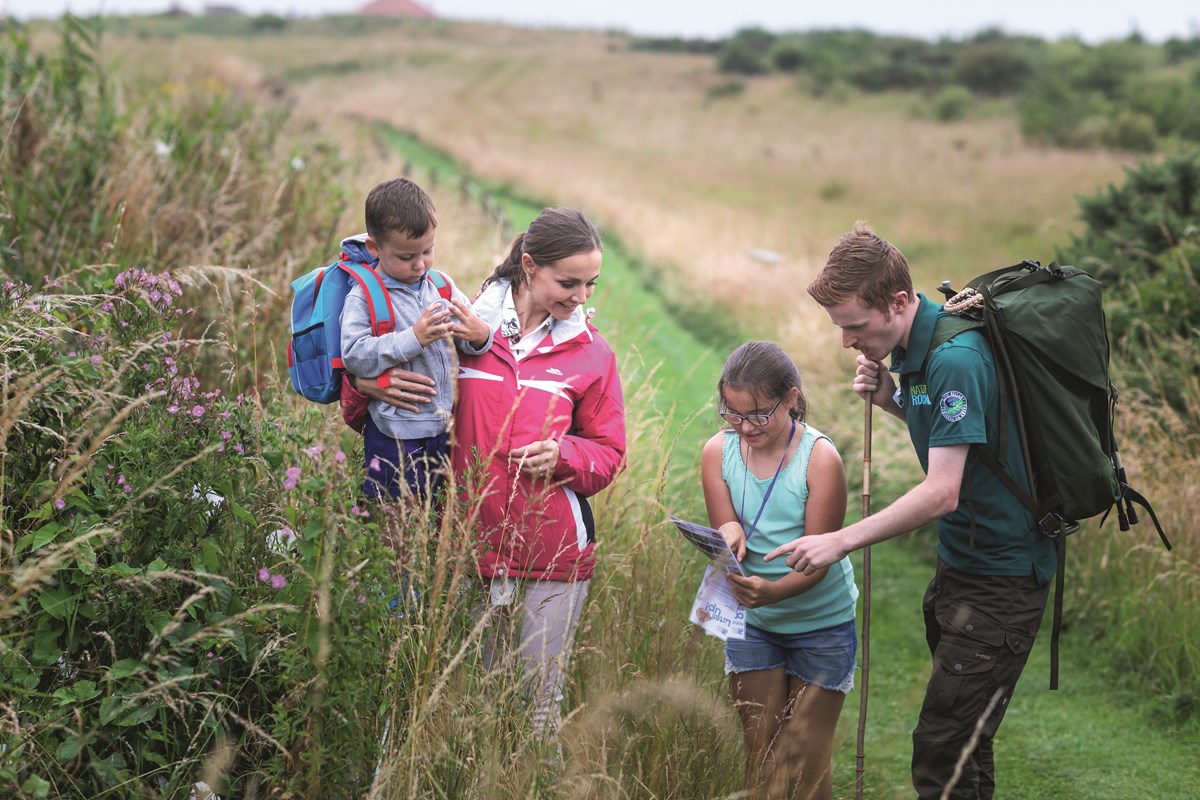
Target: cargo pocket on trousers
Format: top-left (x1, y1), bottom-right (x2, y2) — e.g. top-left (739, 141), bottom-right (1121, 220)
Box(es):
top-left (926, 605), bottom-right (1005, 719)
top-left (927, 638), bottom-right (999, 719)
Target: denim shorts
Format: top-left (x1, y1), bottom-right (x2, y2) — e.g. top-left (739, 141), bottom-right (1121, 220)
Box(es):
top-left (725, 619), bottom-right (858, 693)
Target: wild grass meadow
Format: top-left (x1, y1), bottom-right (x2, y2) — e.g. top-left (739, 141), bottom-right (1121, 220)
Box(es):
top-left (3, 14), bottom-right (1198, 799)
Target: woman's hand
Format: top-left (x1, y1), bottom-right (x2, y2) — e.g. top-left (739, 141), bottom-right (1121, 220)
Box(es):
top-left (726, 573), bottom-right (779, 609)
top-left (508, 438), bottom-right (560, 479)
top-left (447, 297), bottom-right (491, 348)
top-left (352, 367), bottom-right (436, 412)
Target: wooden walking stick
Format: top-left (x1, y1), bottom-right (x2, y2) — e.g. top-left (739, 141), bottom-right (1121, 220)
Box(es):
top-left (856, 397), bottom-right (873, 800)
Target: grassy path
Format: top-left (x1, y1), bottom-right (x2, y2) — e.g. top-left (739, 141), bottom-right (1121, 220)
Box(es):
top-left (835, 537), bottom-right (1200, 799)
top-left (383, 127), bottom-right (1200, 799)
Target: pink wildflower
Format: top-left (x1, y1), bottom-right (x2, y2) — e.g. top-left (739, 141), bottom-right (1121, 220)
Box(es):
top-left (283, 467), bottom-right (301, 491)
top-left (257, 567), bottom-right (270, 583)
top-left (270, 574), bottom-right (286, 590)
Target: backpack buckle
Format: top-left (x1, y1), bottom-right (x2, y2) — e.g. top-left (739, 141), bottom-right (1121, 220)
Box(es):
top-left (1038, 512), bottom-right (1079, 538)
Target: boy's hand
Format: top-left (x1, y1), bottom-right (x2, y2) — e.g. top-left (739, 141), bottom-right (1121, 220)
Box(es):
top-left (413, 300), bottom-right (454, 347)
top-left (447, 297), bottom-right (490, 347)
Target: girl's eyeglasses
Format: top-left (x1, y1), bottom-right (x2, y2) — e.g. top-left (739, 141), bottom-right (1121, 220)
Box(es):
top-left (719, 397), bottom-right (783, 427)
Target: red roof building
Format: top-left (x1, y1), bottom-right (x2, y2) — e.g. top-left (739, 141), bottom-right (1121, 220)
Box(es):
top-left (358, 0), bottom-right (436, 17)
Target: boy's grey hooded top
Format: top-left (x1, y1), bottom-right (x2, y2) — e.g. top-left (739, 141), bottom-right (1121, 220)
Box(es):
top-left (338, 234), bottom-right (493, 440)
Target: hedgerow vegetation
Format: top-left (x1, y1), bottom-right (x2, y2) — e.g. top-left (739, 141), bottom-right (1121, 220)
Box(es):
top-left (637, 26), bottom-right (1200, 151)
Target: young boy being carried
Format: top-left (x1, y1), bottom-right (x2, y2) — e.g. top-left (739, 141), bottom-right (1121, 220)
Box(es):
top-left (340, 177), bottom-right (492, 515)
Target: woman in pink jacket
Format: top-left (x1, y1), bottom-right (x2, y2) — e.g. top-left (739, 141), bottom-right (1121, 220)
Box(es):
top-left (348, 207), bottom-right (627, 737)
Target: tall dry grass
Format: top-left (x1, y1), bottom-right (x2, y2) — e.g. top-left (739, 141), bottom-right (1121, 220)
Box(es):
top-left (8, 16), bottom-right (1199, 799)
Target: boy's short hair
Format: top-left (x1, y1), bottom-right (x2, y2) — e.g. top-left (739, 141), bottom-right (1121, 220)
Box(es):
top-left (365, 178), bottom-right (437, 242)
top-left (807, 220), bottom-right (914, 314)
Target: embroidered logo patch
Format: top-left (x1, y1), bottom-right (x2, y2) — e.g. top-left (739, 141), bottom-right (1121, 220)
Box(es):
top-left (908, 383), bottom-right (931, 407)
top-left (939, 390), bottom-right (968, 422)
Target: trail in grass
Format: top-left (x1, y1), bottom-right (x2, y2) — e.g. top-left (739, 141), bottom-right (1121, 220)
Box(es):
top-left (833, 535), bottom-right (1200, 800)
top-left (383, 127), bottom-right (1200, 799)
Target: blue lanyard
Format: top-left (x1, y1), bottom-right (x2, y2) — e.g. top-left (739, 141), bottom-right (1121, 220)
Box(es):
top-left (739, 418), bottom-right (797, 541)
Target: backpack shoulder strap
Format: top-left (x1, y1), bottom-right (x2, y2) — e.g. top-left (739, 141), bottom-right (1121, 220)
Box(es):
top-left (928, 314), bottom-right (981, 357)
top-left (338, 261), bottom-right (395, 335)
top-left (426, 269), bottom-right (453, 301)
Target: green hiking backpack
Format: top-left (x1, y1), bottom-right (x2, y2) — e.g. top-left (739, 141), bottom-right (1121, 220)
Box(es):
top-left (931, 260), bottom-right (1171, 689)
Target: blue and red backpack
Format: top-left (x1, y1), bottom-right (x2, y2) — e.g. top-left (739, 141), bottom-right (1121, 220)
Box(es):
top-left (287, 250), bottom-right (451, 404)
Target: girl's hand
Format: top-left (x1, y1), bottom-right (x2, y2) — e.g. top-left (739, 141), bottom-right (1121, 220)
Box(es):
top-left (508, 438), bottom-right (561, 480)
top-left (413, 300), bottom-right (454, 347)
top-left (447, 297), bottom-right (490, 348)
top-left (726, 573), bottom-right (778, 608)
top-left (719, 521), bottom-right (747, 562)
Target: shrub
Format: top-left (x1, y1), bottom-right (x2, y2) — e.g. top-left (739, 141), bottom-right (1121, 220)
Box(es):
top-left (716, 40), bottom-right (767, 76)
top-left (954, 39), bottom-right (1034, 95)
top-left (1057, 150), bottom-right (1200, 412)
top-left (1056, 149), bottom-right (1200, 284)
top-left (931, 85), bottom-right (972, 122)
top-left (1098, 111), bottom-right (1158, 152)
top-left (770, 43), bottom-right (805, 72)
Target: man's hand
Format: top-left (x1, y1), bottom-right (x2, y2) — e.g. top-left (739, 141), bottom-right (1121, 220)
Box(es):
top-left (763, 530), bottom-right (850, 575)
top-left (854, 354), bottom-right (895, 407)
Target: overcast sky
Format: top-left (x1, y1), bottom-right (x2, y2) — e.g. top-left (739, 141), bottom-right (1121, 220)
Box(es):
top-left (3, 0), bottom-right (1198, 43)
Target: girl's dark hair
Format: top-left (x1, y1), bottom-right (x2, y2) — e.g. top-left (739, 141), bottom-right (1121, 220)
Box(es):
top-left (487, 207), bottom-right (602, 285)
top-left (718, 341), bottom-right (808, 422)
top-left (364, 178), bottom-right (437, 241)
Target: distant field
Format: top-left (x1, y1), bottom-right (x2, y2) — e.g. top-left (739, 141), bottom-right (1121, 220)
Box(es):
top-left (97, 17), bottom-right (1136, 394)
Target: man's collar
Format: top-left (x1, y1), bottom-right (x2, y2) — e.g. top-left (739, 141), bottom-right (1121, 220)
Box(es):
top-left (891, 293), bottom-right (940, 376)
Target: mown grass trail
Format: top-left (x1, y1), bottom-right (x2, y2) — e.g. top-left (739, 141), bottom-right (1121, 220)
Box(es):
top-left (836, 540), bottom-right (1200, 799)
top-left (383, 125), bottom-right (1200, 799)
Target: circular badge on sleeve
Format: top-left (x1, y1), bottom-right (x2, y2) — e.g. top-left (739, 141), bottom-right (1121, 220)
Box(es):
top-left (939, 390), bottom-right (968, 422)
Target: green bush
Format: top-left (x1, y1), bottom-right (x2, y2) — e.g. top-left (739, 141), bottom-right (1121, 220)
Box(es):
top-left (954, 39), bottom-right (1034, 95)
top-left (1056, 149), bottom-right (1200, 284)
top-left (931, 85), bottom-right (972, 122)
top-left (770, 43), bottom-right (805, 72)
top-left (1056, 150), bottom-right (1200, 412)
top-left (1099, 111), bottom-right (1158, 152)
top-left (716, 40), bottom-right (768, 76)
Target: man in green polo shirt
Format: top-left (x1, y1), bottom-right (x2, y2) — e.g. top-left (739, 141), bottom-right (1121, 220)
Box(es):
top-left (765, 221), bottom-right (1056, 799)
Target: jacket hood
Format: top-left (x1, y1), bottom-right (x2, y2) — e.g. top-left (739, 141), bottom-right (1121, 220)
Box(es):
top-left (339, 233), bottom-right (375, 266)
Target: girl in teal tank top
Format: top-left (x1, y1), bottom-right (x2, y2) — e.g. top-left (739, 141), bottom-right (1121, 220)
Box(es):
top-left (700, 341), bottom-right (858, 800)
